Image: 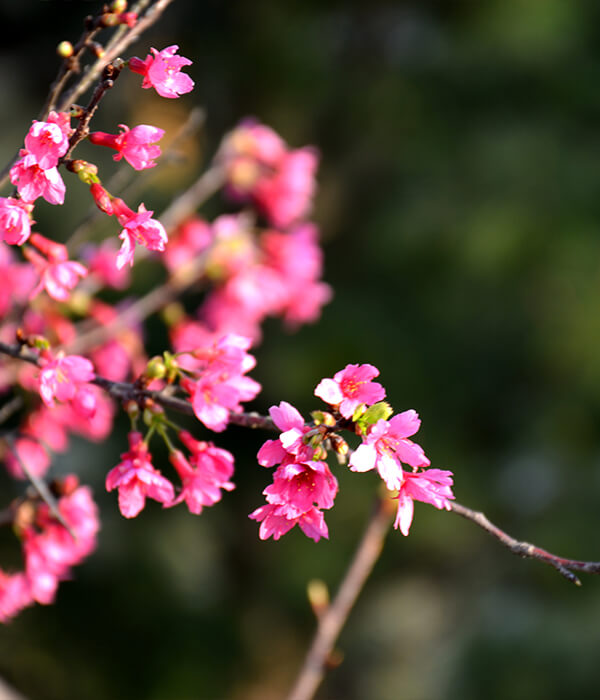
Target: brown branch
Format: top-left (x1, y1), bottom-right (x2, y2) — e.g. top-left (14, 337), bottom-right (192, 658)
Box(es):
top-left (449, 500), bottom-right (600, 585)
top-left (285, 497), bottom-right (394, 700)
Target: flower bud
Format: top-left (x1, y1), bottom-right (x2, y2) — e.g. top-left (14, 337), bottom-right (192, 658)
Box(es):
top-left (145, 356), bottom-right (167, 381)
top-left (110, 0), bottom-right (127, 12)
top-left (57, 41), bottom-right (74, 58)
top-left (90, 183), bottom-right (113, 215)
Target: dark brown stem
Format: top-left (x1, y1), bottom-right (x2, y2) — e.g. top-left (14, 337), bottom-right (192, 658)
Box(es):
top-left (285, 497), bottom-right (394, 700)
top-left (449, 500), bottom-right (600, 585)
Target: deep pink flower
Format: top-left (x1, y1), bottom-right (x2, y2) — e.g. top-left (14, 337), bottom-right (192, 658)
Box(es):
top-left (129, 45), bottom-right (194, 98)
top-left (37, 352), bottom-right (95, 408)
top-left (25, 119), bottom-right (69, 170)
top-left (112, 199), bottom-right (168, 268)
top-left (4, 437), bottom-right (50, 480)
top-left (10, 150), bottom-right (65, 205)
top-left (169, 432), bottom-right (235, 514)
top-left (349, 411), bottom-right (430, 491)
top-left (253, 147), bottom-right (318, 229)
top-left (25, 244), bottom-right (87, 301)
top-left (0, 197), bottom-right (32, 245)
top-left (394, 469), bottom-right (455, 535)
top-left (106, 432), bottom-right (175, 518)
top-left (22, 483), bottom-right (99, 605)
top-left (89, 124), bottom-right (165, 170)
top-left (181, 333), bottom-right (261, 432)
top-left (315, 363), bottom-right (386, 419)
top-left (257, 401), bottom-right (314, 466)
top-left (264, 460), bottom-right (338, 514)
top-left (0, 571), bottom-right (33, 623)
top-left (249, 503), bottom-right (329, 542)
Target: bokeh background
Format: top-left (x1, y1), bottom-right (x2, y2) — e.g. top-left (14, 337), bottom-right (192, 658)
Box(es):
top-left (2, 1), bottom-right (600, 698)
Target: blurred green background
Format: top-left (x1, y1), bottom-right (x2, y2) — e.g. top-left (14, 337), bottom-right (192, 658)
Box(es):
top-left (3, 0), bottom-right (600, 698)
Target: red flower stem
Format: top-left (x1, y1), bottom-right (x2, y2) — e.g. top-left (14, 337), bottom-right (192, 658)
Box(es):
top-left (285, 497), bottom-right (394, 700)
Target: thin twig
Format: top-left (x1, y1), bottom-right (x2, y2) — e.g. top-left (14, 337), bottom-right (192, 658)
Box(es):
top-left (285, 497), bottom-right (394, 700)
top-left (0, 396), bottom-right (24, 426)
top-left (56, 0), bottom-right (174, 114)
top-left (4, 435), bottom-right (74, 537)
top-left (158, 164), bottom-right (226, 231)
top-left (449, 500), bottom-right (600, 585)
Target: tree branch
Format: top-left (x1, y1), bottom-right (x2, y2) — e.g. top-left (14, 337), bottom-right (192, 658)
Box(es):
top-left (285, 497), bottom-right (394, 700)
top-left (448, 500), bottom-right (600, 585)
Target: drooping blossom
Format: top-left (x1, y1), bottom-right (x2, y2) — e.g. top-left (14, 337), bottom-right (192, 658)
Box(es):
top-left (24, 119), bottom-right (70, 170)
top-left (349, 411), bottom-right (430, 491)
top-left (111, 198), bottom-right (168, 268)
top-left (89, 124), bottom-right (165, 170)
top-left (10, 150), bottom-right (65, 205)
top-left (129, 45), bottom-right (194, 98)
top-left (106, 432), bottom-right (175, 518)
top-left (0, 243), bottom-right (36, 318)
top-left (25, 246), bottom-right (87, 301)
top-left (315, 364), bottom-right (385, 419)
top-left (181, 333), bottom-right (261, 432)
top-left (394, 469), bottom-right (455, 536)
top-left (0, 572), bottom-right (33, 623)
top-left (257, 401), bottom-right (315, 467)
top-left (169, 431), bottom-right (235, 514)
top-left (4, 436), bottom-right (50, 480)
top-left (251, 401), bottom-right (337, 542)
top-left (37, 351), bottom-right (95, 408)
top-left (249, 503), bottom-right (329, 542)
top-left (23, 482), bottom-right (100, 604)
top-left (0, 197), bottom-right (32, 245)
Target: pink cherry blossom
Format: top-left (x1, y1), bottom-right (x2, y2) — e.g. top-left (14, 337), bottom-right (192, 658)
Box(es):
top-left (349, 411), bottom-right (430, 491)
top-left (253, 147), bottom-right (318, 229)
top-left (169, 431), bottom-right (235, 514)
top-left (23, 483), bottom-right (99, 604)
top-left (112, 199), bottom-right (168, 268)
top-left (10, 150), bottom-right (65, 205)
top-left (264, 460), bottom-right (338, 514)
top-left (129, 45), bottom-right (194, 98)
top-left (4, 436), bottom-right (50, 480)
top-left (25, 119), bottom-right (69, 170)
top-left (394, 469), bottom-right (455, 536)
top-left (257, 401), bottom-right (314, 466)
top-left (25, 246), bottom-right (87, 301)
top-left (181, 334), bottom-right (261, 431)
top-left (0, 571), bottom-right (33, 623)
top-left (106, 432), bottom-right (175, 518)
top-left (37, 352), bottom-right (95, 408)
top-left (315, 363), bottom-right (386, 419)
top-left (0, 197), bottom-right (32, 245)
top-left (249, 504), bottom-right (329, 542)
top-left (89, 124), bottom-right (165, 170)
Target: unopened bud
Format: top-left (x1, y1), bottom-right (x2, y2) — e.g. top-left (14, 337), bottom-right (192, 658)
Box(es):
top-left (145, 356), bottom-right (167, 380)
top-left (90, 183), bottom-right (113, 215)
top-left (119, 12), bottom-right (137, 27)
top-left (57, 41), bottom-right (74, 59)
top-left (88, 41), bottom-right (105, 59)
top-left (110, 0), bottom-right (127, 12)
top-left (307, 579), bottom-right (329, 618)
top-left (124, 400), bottom-right (140, 421)
top-left (329, 433), bottom-right (349, 457)
top-left (161, 302), bottom-right (185, 327)
top-left (100, 12), bottom-right (119, 27)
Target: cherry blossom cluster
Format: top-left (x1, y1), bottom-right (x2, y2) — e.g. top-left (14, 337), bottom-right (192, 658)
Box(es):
top-left (218, 120), bottom-right (318, 230)
top-left (252, 364), bottom-right (455, 541)
top-left (0, 476), bottom-right (99, 623)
